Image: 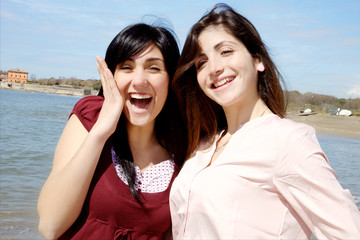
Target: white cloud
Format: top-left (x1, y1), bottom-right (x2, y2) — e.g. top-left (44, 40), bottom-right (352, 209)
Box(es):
top-left (347, 82), bottom-right (360, 97)
top-left (1, 9), bottom-right (15, 18)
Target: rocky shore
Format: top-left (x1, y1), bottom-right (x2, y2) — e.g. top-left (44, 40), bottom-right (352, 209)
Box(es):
top-left (0, 81), bottom-right (98, 96)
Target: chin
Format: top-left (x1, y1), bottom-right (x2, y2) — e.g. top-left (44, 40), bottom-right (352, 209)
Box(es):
top-left (128, 117), bottom-right (155, 127)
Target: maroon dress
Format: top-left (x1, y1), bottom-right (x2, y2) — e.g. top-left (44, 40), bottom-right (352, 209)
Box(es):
top-left (59, 96), bottom-right (178, 240)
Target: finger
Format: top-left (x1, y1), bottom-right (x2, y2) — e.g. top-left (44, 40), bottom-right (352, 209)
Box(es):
top-left (96, 56), bottom-right (112, 96)
top-left (96, 57), bottom-right (106, 87)
top-left (95, 56), bottom-right (119, 99)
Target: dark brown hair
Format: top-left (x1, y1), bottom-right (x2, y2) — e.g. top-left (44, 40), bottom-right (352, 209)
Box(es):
top-left (173, 3), bottom-right (286, 158)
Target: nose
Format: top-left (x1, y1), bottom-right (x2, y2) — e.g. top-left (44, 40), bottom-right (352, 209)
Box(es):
top-left (208, 56), bottom-right (223, 76)
top-left (132, 69), bottom-right (148, 87)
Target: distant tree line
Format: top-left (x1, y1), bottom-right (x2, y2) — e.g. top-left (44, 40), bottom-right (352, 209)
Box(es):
top-left (28, 77), bottom-right (101, 91)
top-left (286, 91), bottom-right (360, 115)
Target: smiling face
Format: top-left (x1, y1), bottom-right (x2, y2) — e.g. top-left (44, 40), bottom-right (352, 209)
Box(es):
top-left (195, 25), bottom-right (265, 108)
top-left (114, 44), bottom-right (169, 127)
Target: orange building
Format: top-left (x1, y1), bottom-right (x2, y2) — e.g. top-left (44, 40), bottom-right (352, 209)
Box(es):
top-left (7, 69), bottom-right (28, 83)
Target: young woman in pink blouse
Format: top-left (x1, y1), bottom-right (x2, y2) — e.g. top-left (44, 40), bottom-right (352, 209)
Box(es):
top-left (170, 4), bottom-right (360, 239)
top-left (37, 23), bottom-right (187, 239)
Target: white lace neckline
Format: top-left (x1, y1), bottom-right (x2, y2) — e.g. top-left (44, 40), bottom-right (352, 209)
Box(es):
top-left (111, 147), bottom-right (175, 193)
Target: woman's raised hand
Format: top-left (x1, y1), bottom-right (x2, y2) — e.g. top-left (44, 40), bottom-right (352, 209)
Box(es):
top-left (93, 56), bottom-right (124, 140)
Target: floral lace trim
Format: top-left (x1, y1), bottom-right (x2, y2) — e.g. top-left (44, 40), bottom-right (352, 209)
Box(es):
top-left (111, 147), bottom-right (175, 193)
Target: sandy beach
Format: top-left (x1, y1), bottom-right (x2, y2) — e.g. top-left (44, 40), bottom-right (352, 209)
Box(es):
top-left (287, 111), bottom-right (360, 139)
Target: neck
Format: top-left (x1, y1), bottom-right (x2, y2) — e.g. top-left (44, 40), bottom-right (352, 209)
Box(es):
top-left (126, 122), bottom-right (157, 151)
top-left (126, 121), bottom-right (169, 171)
top-left (223, 96), bottom-right (270, 134)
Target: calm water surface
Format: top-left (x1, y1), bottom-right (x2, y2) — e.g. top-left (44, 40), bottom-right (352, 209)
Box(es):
top-left (0, 89), bottom-right (81, 239)
top-left (0, 89), bottom-right (359, 239)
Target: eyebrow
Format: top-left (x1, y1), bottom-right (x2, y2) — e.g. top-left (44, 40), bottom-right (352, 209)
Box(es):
top-left (127, 57), bottom-right (165, 63)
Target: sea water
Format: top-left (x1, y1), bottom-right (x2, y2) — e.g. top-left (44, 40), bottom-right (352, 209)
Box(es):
top-left (0, 89), bottom-right (81, 239)
top-left (0, 89), bottom-right (359, 239)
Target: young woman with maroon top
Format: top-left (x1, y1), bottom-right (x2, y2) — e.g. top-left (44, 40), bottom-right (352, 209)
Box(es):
top-left (37, 23), bottom-right (187, 239)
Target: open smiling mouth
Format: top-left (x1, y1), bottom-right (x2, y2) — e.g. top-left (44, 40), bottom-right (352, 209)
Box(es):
top-left (130, 93), bottom-right (152, 109)
top-left (212, 77), bottom-right (235, 89)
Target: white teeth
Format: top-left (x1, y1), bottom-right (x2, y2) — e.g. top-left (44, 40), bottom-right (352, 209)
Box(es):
top-left (213, 77), bottom-right (233, 88)
top-left (130, 93), bottom-right (151, 99)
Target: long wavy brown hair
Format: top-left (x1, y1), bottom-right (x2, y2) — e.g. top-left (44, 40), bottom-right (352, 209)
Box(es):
top-left (173, 3), bottom-right (287, 159)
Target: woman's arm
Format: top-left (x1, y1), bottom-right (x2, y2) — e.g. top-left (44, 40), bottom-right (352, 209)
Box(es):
top-left (37, 57), bottom-right (124, 239)
top-left (274, 126), bottom-right (360, 239)
top-left (38, 114), bottom-right (106, 239)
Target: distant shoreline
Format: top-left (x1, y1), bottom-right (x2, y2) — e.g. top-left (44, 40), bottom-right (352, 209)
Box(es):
top-left (0, 82), bottom-right (98, 96)
top-left (287, 111), bottom-right (360, 140)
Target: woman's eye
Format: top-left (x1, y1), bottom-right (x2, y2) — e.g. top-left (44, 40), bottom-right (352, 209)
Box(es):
top-left (149, 66), bottom-right (161, 72)
top-left (221, 49), bottom-right (233, 55)
top-left (195, 60), bottom-right (207, 70)
top-left (120, 65), bottom-right (132, 70)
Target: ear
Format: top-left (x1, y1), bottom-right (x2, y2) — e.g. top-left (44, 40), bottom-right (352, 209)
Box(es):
top-left (256, 60), bottom-right (265, 72)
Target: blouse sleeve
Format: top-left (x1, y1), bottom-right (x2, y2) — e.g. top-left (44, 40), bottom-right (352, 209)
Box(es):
top-left (69, 95), bottom-right (104, 132)
top-left (273, 125), bottom-right (360, 239)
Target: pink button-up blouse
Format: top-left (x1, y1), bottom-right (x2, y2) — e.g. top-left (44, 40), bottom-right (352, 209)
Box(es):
top-left (170, 114), bottom-right (360, 239)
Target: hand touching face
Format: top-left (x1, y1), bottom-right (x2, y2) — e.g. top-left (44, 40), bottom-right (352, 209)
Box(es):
top-left (95, 56), bottom-right (124, 139)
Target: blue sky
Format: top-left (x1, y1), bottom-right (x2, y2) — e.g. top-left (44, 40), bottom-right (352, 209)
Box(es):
top-left (1, 0), bottom-right (360, 98)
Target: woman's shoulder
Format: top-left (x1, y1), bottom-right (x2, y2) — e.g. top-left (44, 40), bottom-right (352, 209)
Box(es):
top-left (265, 115), bottom-right (320, 151)
top-left (70, 95), bottom-right (104, 131)
top-left (72, 95), bottom-right (104, 110)
top-left (267, 114), bottom-right (316, 137)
